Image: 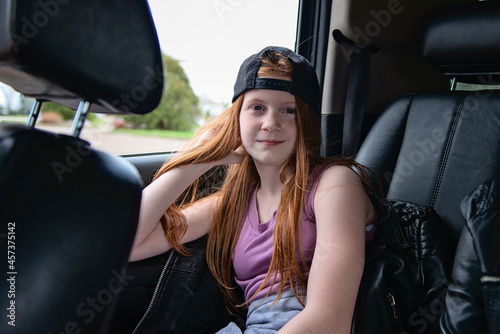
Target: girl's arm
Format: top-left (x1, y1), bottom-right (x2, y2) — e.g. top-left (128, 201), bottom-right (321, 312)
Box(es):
top-left (129, 127), bottom-right (247, 262)
top-left (128, 162), bottom-right (218, 262)
top-left (278, 165), bottom-right (376, 334)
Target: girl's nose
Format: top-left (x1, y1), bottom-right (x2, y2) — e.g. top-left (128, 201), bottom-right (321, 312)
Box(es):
top-left (261, 110), bottom-right (281, 131)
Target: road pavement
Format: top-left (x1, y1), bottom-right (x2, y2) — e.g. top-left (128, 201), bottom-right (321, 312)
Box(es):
top-left (0, 117), bottom-right (190, 155)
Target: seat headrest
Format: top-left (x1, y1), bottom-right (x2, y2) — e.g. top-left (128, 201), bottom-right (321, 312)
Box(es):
top-left (422, 1), bottom-right (500, 84)
top-left (0, 0), bottom-right (163, 114)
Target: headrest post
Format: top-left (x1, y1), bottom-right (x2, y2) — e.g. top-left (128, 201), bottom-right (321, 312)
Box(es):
top-left (450, 77), bottom-right (457, 91)
top-left (70, 100), bottom-right (91, 138)
top-left (26, 100), bottom-right (43, 128)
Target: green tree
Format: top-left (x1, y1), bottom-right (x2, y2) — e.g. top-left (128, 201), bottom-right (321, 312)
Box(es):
top-left (41, 102), bottom-right (75, 120)
top-left (125, 54), bottom-right (200, 131)
top-left (41, 102), bottom-right (96, 121)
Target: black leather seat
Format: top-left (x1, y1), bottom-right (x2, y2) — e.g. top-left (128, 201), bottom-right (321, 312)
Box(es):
top-left (0, 1), bottom-right (163, 333)
top-left (356, 1), bottom-right (500, 241)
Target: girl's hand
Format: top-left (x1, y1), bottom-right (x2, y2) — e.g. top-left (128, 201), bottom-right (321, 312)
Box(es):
top-left (219, 145), bottom-right (248, 165)
top-left (195, 126), bottom-right (248, 166)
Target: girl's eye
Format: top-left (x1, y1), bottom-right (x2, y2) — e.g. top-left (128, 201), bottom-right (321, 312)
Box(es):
top-left (284, 108), bottom-right (296, 115)
top-left (251, 105), bottom-right (264, 111)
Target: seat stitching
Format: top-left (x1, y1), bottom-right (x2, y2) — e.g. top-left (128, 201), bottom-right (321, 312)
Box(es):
top-left (430, 96), bottom-right (465, 208)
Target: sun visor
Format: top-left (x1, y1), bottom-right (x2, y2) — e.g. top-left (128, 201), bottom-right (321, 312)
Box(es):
top-left (0, 0), bottom-right (163, 114)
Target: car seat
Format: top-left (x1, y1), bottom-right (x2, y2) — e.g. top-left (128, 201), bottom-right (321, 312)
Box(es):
top-left (356, 1), bottom-right (500, 241)
top-left (0, 1), bottom-right (163, 333)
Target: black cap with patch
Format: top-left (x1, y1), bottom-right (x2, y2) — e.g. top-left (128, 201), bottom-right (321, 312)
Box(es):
top-left (232, 46), bottom-right (321, 117)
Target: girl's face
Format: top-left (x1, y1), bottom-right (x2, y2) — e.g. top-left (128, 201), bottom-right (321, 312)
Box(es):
top-left (239, 81), bottom-right (297, 169)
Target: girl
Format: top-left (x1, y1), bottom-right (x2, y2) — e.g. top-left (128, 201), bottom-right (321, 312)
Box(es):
top-left (129, 46), bottom-right (377, 333)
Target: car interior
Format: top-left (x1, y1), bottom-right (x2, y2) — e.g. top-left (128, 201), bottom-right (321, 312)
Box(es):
top-left (0, 0), bottom-right (499, 333)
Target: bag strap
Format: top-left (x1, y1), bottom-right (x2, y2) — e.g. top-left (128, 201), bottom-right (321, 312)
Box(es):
top-left (332, 30), bottom-right (379, 157)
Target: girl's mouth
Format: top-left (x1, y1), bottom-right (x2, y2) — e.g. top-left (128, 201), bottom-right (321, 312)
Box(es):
top-left (258, 140), bottom-right (284, 146)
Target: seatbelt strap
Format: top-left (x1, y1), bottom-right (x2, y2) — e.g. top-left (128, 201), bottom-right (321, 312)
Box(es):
top-left (333, 29), bottom-right (379, 157)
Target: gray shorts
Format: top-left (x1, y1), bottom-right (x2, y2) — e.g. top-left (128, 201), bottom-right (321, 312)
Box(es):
top-left (216, 289), bottom-right (305, 334)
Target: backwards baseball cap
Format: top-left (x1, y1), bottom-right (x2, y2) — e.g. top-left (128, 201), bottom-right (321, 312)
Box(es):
top-left (232, 46), bottom-right (321, 117)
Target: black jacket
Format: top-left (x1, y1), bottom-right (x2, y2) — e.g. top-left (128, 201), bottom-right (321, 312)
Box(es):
top-left (441, 178), bottom-right (500, 334)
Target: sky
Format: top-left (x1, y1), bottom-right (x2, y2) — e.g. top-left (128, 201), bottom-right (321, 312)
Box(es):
top-left (147, 0), bottom-right (299, 105)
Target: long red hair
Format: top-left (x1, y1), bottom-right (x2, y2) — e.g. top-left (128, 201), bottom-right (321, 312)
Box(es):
top-left (153, 51), bottom-right (371, 312)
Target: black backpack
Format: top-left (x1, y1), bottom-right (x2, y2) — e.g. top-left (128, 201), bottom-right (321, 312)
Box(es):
top-left (352, 197), bottom-right (454, 333)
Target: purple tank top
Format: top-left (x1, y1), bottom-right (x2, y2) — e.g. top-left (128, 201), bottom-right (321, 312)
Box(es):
top-left (232, 164), bottom-right (374, 302)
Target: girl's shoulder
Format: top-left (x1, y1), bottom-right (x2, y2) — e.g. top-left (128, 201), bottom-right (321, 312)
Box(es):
top-left (309, 162), bottom-right (356, 187)
top-left (311, 162), bottom-right (371, 195)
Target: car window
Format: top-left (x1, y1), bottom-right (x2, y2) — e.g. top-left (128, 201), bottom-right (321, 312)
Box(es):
top-left (456, 82), bottom-right (500, 91)
top-left (0, 0), bottom-right (299, 156)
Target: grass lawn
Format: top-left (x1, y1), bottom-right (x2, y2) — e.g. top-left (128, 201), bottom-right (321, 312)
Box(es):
top-left (0, 115), bottom-right (27, 123)
top-left (0, 115), bottom-right (195, 139)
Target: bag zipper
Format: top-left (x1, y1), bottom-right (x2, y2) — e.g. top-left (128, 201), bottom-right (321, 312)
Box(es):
top-left (351, 293), bottom-right (400, 333)
top-left (132, 251), bottom-right (175, 334)
top-left (386, 292), bottom-right (403, 333)
top-left (387, 293), bottom-right (399, 319)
